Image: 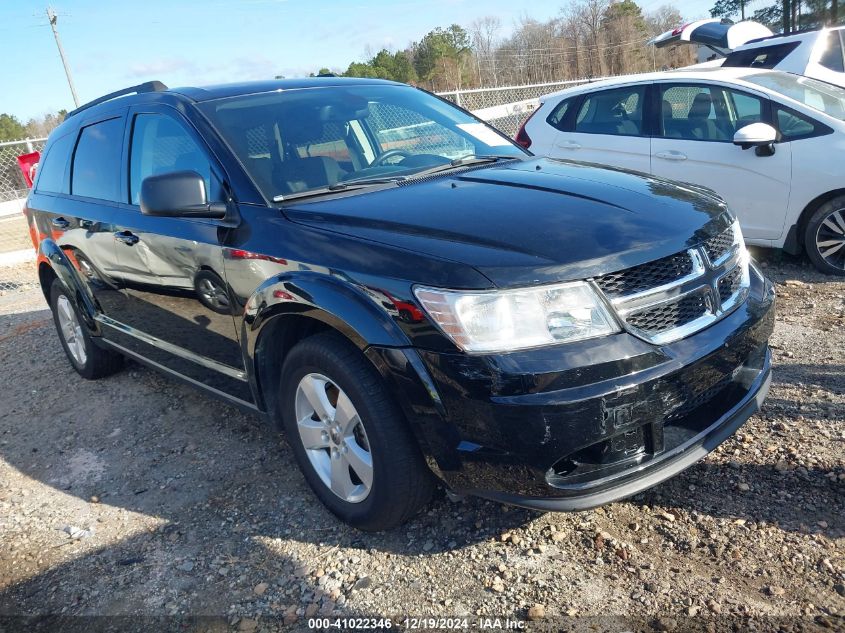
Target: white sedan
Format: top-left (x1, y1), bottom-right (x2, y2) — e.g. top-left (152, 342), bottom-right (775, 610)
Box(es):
top-left (518, 67), bottom-right (845, 274)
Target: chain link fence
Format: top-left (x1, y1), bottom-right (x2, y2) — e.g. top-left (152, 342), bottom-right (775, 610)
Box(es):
top-left (0, 139), bottom-right (45, 295)
top-left (437, 78), bottom-right (602, 137)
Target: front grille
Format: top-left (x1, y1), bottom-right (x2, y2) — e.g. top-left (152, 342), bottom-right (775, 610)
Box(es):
top-left (703, 225), bottom-right (735, 263)
top-left (594, 224), bottom-right (749, 345)
top-left (626, 291), bottom-right (709, 335)
top-left (718, 266), bottom-right (743, 303)
top-left (595, 253), bottom-right (693, 298)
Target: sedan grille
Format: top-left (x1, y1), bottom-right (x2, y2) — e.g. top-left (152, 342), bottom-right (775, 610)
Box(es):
top-left (595, 224), bottom-right (749, 345)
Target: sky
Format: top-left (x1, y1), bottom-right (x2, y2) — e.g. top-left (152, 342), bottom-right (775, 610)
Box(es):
top-left (0, 0), bottom-right (712, 122)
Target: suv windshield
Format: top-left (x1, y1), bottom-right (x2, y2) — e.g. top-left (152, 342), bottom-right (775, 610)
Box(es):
top-left (742, 71), bottom-right (845, 121)
top-left (198, 84), bottom-right (526, 201)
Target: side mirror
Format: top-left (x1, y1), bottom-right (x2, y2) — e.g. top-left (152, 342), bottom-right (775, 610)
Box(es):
top-left (140, 171), bottom-right (227, 218)
top-left (733, 123), bottom-right (778, 150)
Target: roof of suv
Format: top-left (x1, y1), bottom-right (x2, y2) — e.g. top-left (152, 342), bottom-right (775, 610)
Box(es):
top-left (169, 76), bottom-right (404, 101)
top-left (60, 76), bottom-right (405, 126)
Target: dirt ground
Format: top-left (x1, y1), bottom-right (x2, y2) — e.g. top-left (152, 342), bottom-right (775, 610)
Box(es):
top-left (0, 251), bottom-right (842, 633)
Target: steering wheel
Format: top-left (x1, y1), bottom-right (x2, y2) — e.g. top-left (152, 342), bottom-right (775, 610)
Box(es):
top-left (370, 150), bottom-right (412, 168)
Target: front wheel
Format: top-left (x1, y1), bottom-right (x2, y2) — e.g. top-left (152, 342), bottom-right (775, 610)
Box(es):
top-left (279, 332), bottom-right (435, 531)
top-left (804, 197), bottom-right (845, 275)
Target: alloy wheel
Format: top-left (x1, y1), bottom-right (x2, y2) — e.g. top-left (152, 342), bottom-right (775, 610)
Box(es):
top-left (198, 278), bottom-right (230, 310)
top-left (56, 295), bottom-right (87, 366)
top-left (294, 373), bottom-right (373, 503)
top-left (815, 208), bottom-right (845, 270)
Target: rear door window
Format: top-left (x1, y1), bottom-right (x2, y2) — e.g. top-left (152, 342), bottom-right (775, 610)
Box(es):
top-left (574, 86), bottom-right (645, 136)
top-left (71, 118), bottom-right (124, 201)
top-left (34, 132), bottom-right (74, 194)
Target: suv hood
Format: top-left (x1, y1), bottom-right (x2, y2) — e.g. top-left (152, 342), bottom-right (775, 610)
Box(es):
top-left (283, 158), bottom-right (732, 288)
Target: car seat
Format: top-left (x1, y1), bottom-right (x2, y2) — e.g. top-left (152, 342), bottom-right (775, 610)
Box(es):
top-left (277, 117), bottom-right (345, 194)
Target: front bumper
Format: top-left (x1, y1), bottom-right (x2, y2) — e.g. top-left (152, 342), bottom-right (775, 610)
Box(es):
top-left (368, 266), bottom-right (775, 510)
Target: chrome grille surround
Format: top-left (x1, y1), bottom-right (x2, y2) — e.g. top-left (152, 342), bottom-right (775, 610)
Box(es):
top-left (595, 224), bottom-right (750, 345)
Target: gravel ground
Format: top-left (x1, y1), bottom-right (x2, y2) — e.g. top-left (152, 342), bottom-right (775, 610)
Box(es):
top-left (0, 252), bottom-right (843, 633)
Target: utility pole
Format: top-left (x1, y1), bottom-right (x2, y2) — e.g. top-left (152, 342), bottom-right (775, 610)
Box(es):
top-left (46, 7), bottom-right (80, 108)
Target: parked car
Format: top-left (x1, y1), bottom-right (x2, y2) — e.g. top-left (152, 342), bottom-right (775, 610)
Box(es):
top-left (520, 66), bottom-right (845, 274)
top-left (652, 19), bottom-right (845, 89)
top-left (27, 77), bottom-right (774, 530)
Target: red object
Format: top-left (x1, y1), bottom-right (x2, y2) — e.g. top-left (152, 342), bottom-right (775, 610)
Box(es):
top-left (225, 248), bottom-right (287, 265)
top-left (515, 109), bottom-right (538, 149)
top-left (17, 151), bottom-right (40, 188)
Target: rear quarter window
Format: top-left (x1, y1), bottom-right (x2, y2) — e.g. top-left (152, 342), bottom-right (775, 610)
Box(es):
top-left (34, 132), bottom-right (74, 194)
top-left (546, 98), bottom-right (574, 131)
top-left (71, 117), bottom-right (124, 201)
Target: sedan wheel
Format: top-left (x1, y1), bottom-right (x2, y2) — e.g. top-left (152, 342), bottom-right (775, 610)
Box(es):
top-left (815, 208), bottom-right (845, 271)
top-left (294, 373), bottom-right (373, 503)
top-left (805, 196), bottom-right (845, 276)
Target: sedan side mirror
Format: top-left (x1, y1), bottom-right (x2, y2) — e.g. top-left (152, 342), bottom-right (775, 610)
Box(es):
top-left (733, 123), bottom-right (778, 151)
top-left (140, 171), bottom-right (227, 219)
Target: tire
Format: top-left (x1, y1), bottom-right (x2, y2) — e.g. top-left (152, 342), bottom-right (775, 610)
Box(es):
top-left (279, 331), bottom-right (435, 531)
top-left (193, 270), bottom-right (231, 315)
top-left (804, 196), bottom-right (845, 276)
top-left (49, 279), bottom-right (123, 380)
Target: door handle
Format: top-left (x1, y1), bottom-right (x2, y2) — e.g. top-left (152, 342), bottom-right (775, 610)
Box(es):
top-left (51, 217), bottom-right (70, 229)
top-left (114, 230), bottom-right (140, 246)
top-left (556, 140), bottom-right (581, 150)
top-left (655, 150), bottom-right (687, 161)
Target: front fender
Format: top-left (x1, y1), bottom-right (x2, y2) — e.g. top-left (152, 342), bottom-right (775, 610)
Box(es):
top-left (241, 271), bottom-right (414, 407)
top-left (242, 271), bottom-right (412, 350)
top-left (38, 239), bottom-right (101, 334)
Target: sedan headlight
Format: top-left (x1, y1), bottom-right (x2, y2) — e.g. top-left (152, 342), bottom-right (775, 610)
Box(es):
top-left (414, 281), bottom-right (620, 353)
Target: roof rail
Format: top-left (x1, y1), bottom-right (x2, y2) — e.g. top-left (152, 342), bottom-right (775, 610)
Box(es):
top-left (66, 80), bottom-right (168, 118)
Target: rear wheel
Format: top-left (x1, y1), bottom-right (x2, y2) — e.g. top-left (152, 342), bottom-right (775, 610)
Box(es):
top-left (50, 279), bottom-right (123, 379)
top-left (804, 196), bottom-right (845, 275)
top-left (279, 331), bottom-right (435, 531)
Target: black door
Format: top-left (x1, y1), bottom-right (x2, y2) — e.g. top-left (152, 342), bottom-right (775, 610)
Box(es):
top-left (29, 114), bottom-right (128, 322)
top-left (108, 105), bottom-right (251, 404)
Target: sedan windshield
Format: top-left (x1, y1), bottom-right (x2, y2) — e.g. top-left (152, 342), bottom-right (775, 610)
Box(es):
top-left (742, 71), bottom-right (845, 121)
top-left (197, 84), bottom-right (527, 202)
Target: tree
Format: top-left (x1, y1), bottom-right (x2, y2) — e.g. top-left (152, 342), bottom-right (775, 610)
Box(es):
top-left (0, 114), bottom-right (27, 142)
top-left (342, 50), bottom-right (417, 83)
top-left (412, 25), bottom-right (473, 90)
top-left (470, 16), bottom-right (502, 86)
top-left (711, 0), bottom-right (749, 19)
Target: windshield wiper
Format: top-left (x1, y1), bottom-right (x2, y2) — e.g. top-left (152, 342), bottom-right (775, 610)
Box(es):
top-left (407, 154), bottom-right (520, 180)
top-left (272, 176), bottom-right (407, 203)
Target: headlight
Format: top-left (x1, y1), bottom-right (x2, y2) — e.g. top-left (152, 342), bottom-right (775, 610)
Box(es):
top-left (414, 281), bottom-right (620, 353)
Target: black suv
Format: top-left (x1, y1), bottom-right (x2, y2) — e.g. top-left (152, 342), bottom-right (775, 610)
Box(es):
top-left (26, 77), bottom-right (775, 530)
